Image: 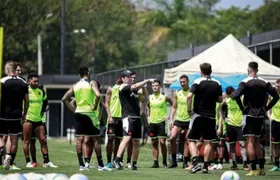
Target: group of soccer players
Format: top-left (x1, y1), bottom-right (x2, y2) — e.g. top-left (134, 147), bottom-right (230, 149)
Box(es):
top-left (0, 61), bottom-right (57, 170)
top-left (62, 60), bottom-right (280, 177)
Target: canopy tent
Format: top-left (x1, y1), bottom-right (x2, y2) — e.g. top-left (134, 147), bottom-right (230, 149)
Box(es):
top-left (170, 73), bottom-right (247, 91)
top-left (164, 34), bottom-right (280, 85)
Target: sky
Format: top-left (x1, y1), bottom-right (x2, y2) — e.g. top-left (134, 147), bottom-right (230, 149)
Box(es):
top-left (216, 0), bottom-right (264, 9)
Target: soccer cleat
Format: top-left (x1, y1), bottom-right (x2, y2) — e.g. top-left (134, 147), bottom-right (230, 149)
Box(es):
top-left (105, 163), bottom-right (113, 168)
top-left (230, 165), bottom-right (238, 170)
top-left (202, 169), bottom-right (209, 174)
top-left (269, 166), bottom-right (280, 171)
top-left (43, 161), bottom-right (58, 168)
top-left (243, 164), bottom-right (250, 171)
top-left (185, 164), bottom-right (193, 170)
top-left (126, 163), bottom-right (132, 168)
top-left (3, 155), bottom-right (11, 170)
top-left (10, 164), bottom-right (21, 170)
top-left (98, 166), bottom-right (112, 171)
top-left (32, 162), bottom-right (38, 167)
top-left (209, 164), bottom-right (218, 170)
top-left (113, 160), bottom-right (123, 170)
top-left (79, 166), bottom-right (89, 171)
top-left (85, 162), bottom-right (94, 169)
top-left (246, 170), bottom-right (259, 176)
top-left (26, 162), bottom-right (33, 168)
top-left (259, 169), bottom-right (265, 176)
top-left (216, 163), bottom-right (223, 170)
top-left (150, 163), bottom-right (159, 168)
top-left (190, 164), bottom-right (201, 173)
top-left (131, 164), bottom-right (137, 170)
top-left (167, 162), bottom-right (178, 168)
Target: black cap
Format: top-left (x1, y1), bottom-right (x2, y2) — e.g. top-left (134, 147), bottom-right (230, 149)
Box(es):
top-left (121, 69), bottom-right (133, 77)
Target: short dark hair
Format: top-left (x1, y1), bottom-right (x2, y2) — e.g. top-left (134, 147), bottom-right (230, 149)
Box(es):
top-left (15, 62), bottom-right (22, 68)
top-left (131, 71), bottom-right (136, 76)
top-left (248, 61), bottom-right (258, 72)
top-left (28, 73), bottom-right (39, 80)
top-left (179, 75), bottom-right (189, 81)
top-left (200, 63), bottom-right (212, 75)
top-left (79, 67), bottom-right (89, 77)
top-left (276, 79), bottom-right (280, 84)
top-left (153, 79), bottom-right (161, 85)
top-left (226, 86), bottom-right (235, 95)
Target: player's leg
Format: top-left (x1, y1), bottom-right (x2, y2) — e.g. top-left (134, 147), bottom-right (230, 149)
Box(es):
top-left (183, 126), bottom-right (191, 169)
top-left (167, 121), bottom-right (181, 168)
top-left (126, 140), bottom-right (133, 168)
top-left (158, 121), bottom-right (168, 167)
top-left (235, 125), bottom-right (249, 171)
top-left (106, 120), bottom-right (116, 168)
top-left (131, 118), bottom-right (142, 170)
top-left (269, 121), bottom-right (280, 171)
top-left (23, 121), bottom-right (33, 167)
top-left (113, 118), bottom-right (123, 164)
top-left (149, 123), bottom-right (159, 168)
top-left (30, 136), bottom-right (37, 167)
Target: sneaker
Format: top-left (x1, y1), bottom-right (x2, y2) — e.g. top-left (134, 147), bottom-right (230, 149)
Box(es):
top-left (85, 162), bottom-right (94, 169)
top-left (167, 162), bottom-right (178, 168)
top-left (131, 164), bottom-right (137, 170)
top-left (113, 160), bottom-right (123, 170)
top-left (32, 162), bottom-right (38, 167)
top-left (10, 164), bottom-right (21, 170)
top-left (269, 166), bottom-right (280, 171)
top-left (246, 170), bottom-right (259, 176)
top-left (209, 164), bottom-right (218, 170)
top-left (216, 163), bottom-right (223, 170)
top-left (190, 164), bottom-right (201, 173)
top-left (150, 163), bottom-right (159, 168)
top-left (230, 165), bottom-right (238, 170)
top-left (98, 166), bottom-right (112, 171)
top-left (243, 164), bottom-right (250, 171)
top-left (43, 162), bottom-right (58, 168)
top-left (79, 166), bottom-right (89, 171)
top-left (126, 163), bottom-right (132, 168)
top-left (259, 168), bottom-right (265, 176)
top-left (105, 163), bottom-right (113, 168)
top-left (3, 155), bottom-right (11, 170)
top-left (26, 162), bottom-right (33, 168)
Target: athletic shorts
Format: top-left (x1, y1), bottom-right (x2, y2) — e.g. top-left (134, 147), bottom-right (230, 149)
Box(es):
top-left (225, 124), bottom-right (243, 143)
top-left (0, 119), bottom-right (22, 136)
top-left (271, 120), bottom-right (280, 144)
top-left (75, 113), bottom-right (100, 136)
top-left (29, 121), bottom-right (47, 139)
top-left (174, 120), bottom-right (190, 130)
top-left (107, 117), bottom-right (123, 138)
top-left (242, 116), bottom-right (264, 137)
top-left (149, 122), bottom-right (167, 139)
top-left (188, 115), bottom-right (216, 141)
top-left (122, 117), bottom-right (142, 139)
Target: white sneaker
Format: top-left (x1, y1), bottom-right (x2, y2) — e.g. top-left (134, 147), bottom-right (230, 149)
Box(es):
top-left (43, 162), bottom-right (58, 168)
top-left (3, 155), bottom-right (11, 170)
top-left (98, 166), bottom-right (112, 171)
top-left (126, 163), bottom-right (132, 169)
top-left (216, 163), bottom-right (223, 170)
top-left (79, 166), bottom-right (89, 171)
top-left (85, 162), bottom-right (94, 169)
top-left (26, 162), bottom-right (34, 168)
top-left (209, 164), bottom-right (218, 170)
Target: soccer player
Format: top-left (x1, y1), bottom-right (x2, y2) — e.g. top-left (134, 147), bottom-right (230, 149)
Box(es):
top-left (104, 76), bottom-right (123, 168)
top-left (267, 79), bottom-right (280, 171)
top-left (113, 69), bottom-right (155, 170)
top-left (234, 61), bottom-right (279, 176)
top-left (0, 61), bottom-right (29, 170)
top-left (223, 86), bottom-right (249, 171)
top-left (23, 73), bottom-right (57, 168)
top-left (147, 79), bottom-right (172, 168)
top-left (168, 75), bottom-right (191, 169)
top-left (187, 63), bottom-right (223, 173)
top-left (62, 66), bottom-right (110, 171)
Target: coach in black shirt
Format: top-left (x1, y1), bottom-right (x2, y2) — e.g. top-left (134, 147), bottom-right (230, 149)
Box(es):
top-left (234, 61), bottom-right (279, 176)
top-left (0, 61), bottom-right (29, 170)
top-left (187, 63), bottom-right (223, 173)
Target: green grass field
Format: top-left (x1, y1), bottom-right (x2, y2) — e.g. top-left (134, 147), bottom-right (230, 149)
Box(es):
top-left (1, 139), bottom-right (280, 180)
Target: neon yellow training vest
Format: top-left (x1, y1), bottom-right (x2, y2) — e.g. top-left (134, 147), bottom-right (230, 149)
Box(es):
top-left (149, 93), bottom-right (168, 124)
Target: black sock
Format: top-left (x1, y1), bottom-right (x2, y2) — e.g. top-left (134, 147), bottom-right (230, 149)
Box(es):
top-left (32, 156), bottom-right (37, 163)
top-left (0, 146), bottom-right (6, 156)
top-left (132, 161), bottom-right (137, 166)
top-left (107, 155), bottom-right (112, 163)
top-left (26, 157), bottom-right (31, 164)
top-left (127, 157), bottom-right (131, 164)
top-left (0, 155), bottom-right (2, 165)
top-left (192, 156), bottom-right (199, 166)
top-left (115, 156), bottom-right (121, 162)
top-left (97, 155), bottom-right (104, 167)
top-left (171, 154), bottom-right (177, 163)
top-left (214, 158), bottom-right (219, 164)
top-left (275, 157), bottom-right (279, 168)
top-left (163, 158), bottom-right (167, 165)
top-left (154, 160), bottom-right (158, 165)
top-left (77, 153), bottom-right (84, 166)
top-left (184, 156), bottom-right (189, 165)
top-left (233, 161), bottom-right (237, 166)
top-left (250, 160), bottom-right (257, 170)
top-left (203, 161), bottom-right (209, 170)
top-left (259, 158), bottom-right (265, 169)
top-left (9, 153), bottom-right (16, 165)
top-left (84, 157), bottom-right (90, 163)
top-left (43, 153), bottom-right (49, 163)
top-left (219, 158), bottom-right (223, 164)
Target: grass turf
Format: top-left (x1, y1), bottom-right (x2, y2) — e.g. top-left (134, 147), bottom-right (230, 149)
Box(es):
top-left (1, 139), bottom-right (280, 180)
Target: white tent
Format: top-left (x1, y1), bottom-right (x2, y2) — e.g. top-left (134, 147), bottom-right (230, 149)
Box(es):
top-left (164, 34), bottom-right (280, 84)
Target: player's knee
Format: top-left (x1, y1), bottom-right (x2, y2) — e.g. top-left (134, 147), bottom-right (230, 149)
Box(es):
top-left (39, 136), bottom-right (47, 144)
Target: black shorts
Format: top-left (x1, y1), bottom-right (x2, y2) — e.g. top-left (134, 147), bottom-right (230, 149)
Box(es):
top-left (107, 117), bottom-right (123, 138)
top-left (271, 121), bottom-right (280, 143)
top-left (75, 113), bottom-right (100, 136)
top-left (122, 117), bottom-right (142, 139)
top-left (30, 121), bottom-right (47, 139)
top-left (188, 115), bottom-right (216, 141)
top-left (149, 122), bottom-right (167, 139)
top-left (174, 120), bottom-right (190, 130)
top-left (226, 124), bottom-right (243, 143)
top-left (243, 116), bottom-right (264, 137)
top-left (0, 120), bottom-right (22, 136)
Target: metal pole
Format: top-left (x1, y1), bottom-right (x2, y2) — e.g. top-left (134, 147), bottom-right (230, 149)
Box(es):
top-left (37, 34), bottom-right (43, 75)
top-left (254, 46), bottom-right (257, 55)
top-left (269, 43), bottom-right (273, 65)
top-left (60, 0), bottom-right (66, 74)
top-left (60, 102), bottom-right (64, 137)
